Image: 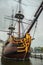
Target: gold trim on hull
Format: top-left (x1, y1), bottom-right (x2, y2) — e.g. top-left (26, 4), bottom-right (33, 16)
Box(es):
top-left (2, 33), bottom-right (31, 59)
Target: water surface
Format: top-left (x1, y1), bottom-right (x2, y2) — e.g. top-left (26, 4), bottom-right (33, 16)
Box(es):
top-left (1, 57), bottom-right (43, 65)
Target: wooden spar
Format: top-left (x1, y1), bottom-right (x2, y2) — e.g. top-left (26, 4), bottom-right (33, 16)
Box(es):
top-left (34, 1), bottom-right (43, 17)
top-left (18, 18), bottom-right (20, 38)
top-left (25, 1), bottom-right (43, 35)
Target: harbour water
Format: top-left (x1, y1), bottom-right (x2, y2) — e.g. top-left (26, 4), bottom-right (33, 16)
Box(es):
top-left (1, 57), bottom-right (43, 65)
top-left (0, 43), bottom-right (43, 65)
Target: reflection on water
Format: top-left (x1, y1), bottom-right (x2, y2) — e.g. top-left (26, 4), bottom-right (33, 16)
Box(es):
top-left (1, 56), bottom-right (43, 65)
top-left (1, 56), bottom-right (32, 65)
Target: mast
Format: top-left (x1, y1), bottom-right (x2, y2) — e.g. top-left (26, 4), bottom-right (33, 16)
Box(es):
top-left (5, 9), bottom-right (15, 36)
top-left (25, 1), bottom-right (43, 36)
top-left (18, 0), bottom-right (21, 38)
top-left (11, 9), bottom-right (14, 26)
top-left (15, 0), bottom-right (24, 38)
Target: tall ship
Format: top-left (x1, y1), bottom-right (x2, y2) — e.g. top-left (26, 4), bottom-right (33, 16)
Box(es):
top-left (1, 0), bottom-right (43, 60)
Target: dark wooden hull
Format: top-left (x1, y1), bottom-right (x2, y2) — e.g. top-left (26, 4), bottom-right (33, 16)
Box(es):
top-left (2, 51), bottom-right (30, 60)
top-left (3, 51), bottom-right (25, 59)
top-left (2, 43), bottom-right (30, 59)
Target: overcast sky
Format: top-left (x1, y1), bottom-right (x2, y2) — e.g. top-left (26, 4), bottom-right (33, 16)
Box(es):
top-left (0, 0), bottom-right (43, 48)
